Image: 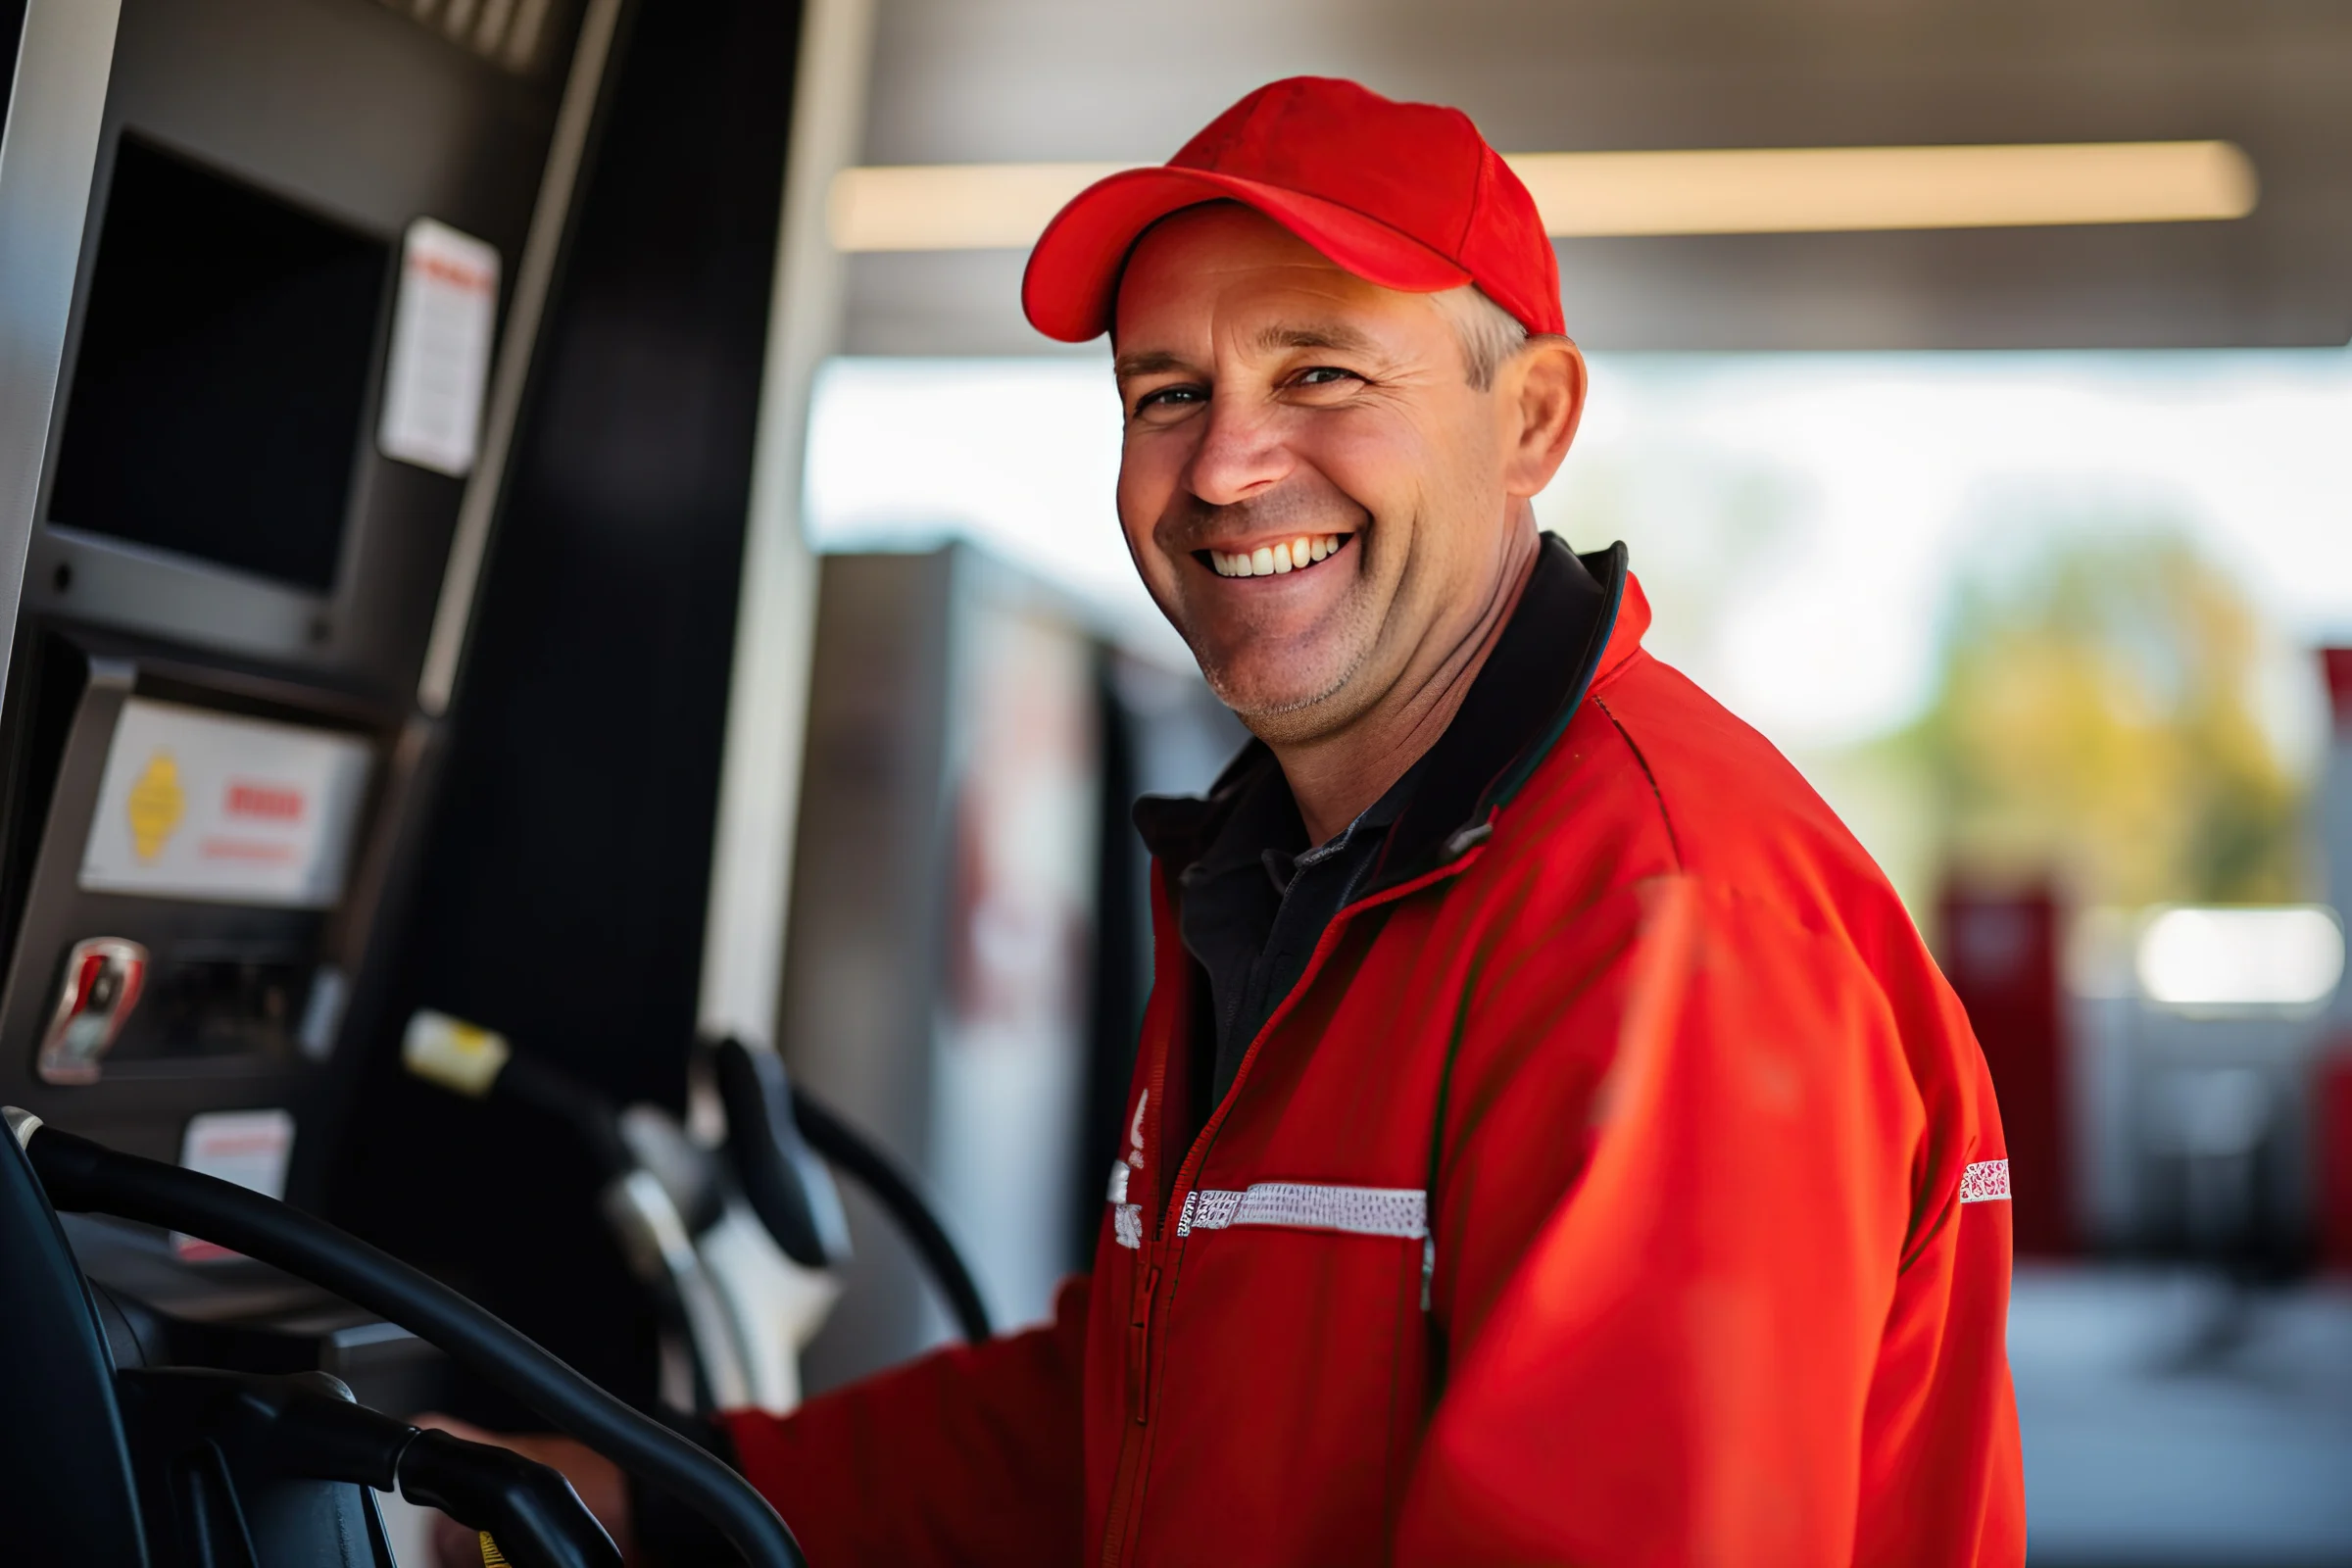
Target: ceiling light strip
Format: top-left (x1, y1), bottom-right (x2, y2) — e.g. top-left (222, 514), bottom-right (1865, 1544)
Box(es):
top-left (828, 141), bottom-right (2255, 253)
top-left (1515, 141), bottom-right (2256, 236)
top-left (832, 161), bottom-right (1137, 252)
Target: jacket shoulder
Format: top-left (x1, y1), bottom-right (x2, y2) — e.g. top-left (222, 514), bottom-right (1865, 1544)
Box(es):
top-left (1534, 649), bottom-right (1898, 928)
top-left (1499, 650), bottom-right (1992, 1134)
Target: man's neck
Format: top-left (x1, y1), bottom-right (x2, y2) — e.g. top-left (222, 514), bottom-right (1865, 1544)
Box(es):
top-left (1270, 525), bottom-right (1542, 846)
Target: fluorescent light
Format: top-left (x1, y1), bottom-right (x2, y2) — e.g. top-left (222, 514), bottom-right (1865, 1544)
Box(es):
top-left (831, 161), bottom-right (1140, 253)
top-left (1513, 142), bottom-right (2254, 237)
top-left (828, 141), bottom-right (2256, 253)
top-left (2134, 906), bottom-right (2345, 1011)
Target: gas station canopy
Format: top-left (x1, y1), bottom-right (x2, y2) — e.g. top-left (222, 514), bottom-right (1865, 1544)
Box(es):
top-left (841, 0), bottom-right (2352, 353)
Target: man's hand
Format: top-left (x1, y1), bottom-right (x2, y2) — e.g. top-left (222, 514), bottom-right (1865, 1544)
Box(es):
top-left (413, 1413), bottom-right (637, 1567)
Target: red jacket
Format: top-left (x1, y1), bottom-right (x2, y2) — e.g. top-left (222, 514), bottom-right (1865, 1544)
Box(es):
top-left (725, 542), bottom-right (2026, 1567)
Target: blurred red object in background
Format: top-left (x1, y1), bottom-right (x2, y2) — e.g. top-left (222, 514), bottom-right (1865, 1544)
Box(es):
top-left (2320, 653), bottom-right (2351, 1271)
top-left (2320, 1049), bottom-right (2352, 1272)
top-left (1941, 885), bottom-right (2075, 1256)
top-left (2321, 649), bottom-right (2352, 724)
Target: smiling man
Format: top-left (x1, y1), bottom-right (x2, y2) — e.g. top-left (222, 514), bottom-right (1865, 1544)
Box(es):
top-left (444, 77), bottom-right (2026, 1568)
top-left (1108, 203), bottom-right (1566, 851)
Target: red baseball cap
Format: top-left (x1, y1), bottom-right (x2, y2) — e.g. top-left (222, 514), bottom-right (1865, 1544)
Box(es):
top-left (1022, 76), bottom-right (1563, 343)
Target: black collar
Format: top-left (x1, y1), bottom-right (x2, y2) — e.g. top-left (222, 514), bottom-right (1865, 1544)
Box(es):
top-left (1135, 535), bottom-right (1627, 892)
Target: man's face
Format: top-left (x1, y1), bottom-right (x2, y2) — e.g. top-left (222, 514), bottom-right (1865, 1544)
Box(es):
top-left (1112, 205), bottom-right (1535, 742)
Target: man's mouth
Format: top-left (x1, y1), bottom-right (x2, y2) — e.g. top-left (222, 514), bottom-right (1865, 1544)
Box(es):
top-left (1199, 532), bottom-right (1353, 579)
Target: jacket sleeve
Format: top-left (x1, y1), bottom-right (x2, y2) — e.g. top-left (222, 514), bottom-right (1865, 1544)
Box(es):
top-left (719, 1272), bottom-right (1089, 1568)
top-left (1394, 875), bottom-right (2024, 1568)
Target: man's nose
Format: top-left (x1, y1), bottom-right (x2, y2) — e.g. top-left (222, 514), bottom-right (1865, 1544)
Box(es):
top-left (1183, 396), bottom-right (1293, 509)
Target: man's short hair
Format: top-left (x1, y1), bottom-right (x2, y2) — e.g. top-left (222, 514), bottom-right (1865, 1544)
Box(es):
top-left (1429, 284), bottom-right (1531, 392)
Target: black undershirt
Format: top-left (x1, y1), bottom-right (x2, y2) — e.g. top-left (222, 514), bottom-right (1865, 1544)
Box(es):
top-left (1175, 748), bottom-right (1428, 1136)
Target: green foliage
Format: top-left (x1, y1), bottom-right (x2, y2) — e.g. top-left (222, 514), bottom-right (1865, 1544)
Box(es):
top-left (1898, 519), bottom-right (2307, 906)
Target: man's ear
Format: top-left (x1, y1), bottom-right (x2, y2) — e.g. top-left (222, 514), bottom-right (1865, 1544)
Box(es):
top-left (1500, 337), bottom-right (1587, 500)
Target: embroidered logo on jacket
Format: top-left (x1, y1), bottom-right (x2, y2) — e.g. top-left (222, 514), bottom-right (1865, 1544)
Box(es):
top-left (1959, 1159), bottom-right (2011, 1204)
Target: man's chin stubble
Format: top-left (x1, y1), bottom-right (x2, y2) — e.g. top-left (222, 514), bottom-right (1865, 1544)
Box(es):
top-left (1195, 636), bottom-right (1378, 742)
top-left (1164, 571), bottom-right (1391, 740)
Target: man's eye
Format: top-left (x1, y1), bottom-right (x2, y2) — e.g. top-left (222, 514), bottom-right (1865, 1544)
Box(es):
top-left (1292, 367), bottom-right (1360, 388)
top-left (1132, 385), bottom-right (1204, 417)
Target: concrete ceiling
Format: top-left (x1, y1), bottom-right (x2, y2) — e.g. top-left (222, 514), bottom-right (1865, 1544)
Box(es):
top-left (843, 0), bottom-right (2352, 353)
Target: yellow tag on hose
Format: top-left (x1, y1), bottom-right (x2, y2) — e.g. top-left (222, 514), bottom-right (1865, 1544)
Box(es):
top-left (403, 1008), bottom-right (512, 1098)
top-left (479, 1530), bottom-right (510, 1566)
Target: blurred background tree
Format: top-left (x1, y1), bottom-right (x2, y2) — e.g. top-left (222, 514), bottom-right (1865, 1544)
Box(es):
top-left (1897, 518), bottom-right (2310, 908)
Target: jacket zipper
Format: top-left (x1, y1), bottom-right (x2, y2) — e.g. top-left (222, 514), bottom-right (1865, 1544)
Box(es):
top-left (1099, 1242), bottom-right (1157, 1568)
top-left (1127, 1261), bottom-right (1160, 1423)
top-left (1099, 964), bottom-right (1180, 1568)
top-left (1096, 840), bottom-right (1494, 1567)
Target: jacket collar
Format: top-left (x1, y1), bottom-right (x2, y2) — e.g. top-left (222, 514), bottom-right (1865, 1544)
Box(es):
top-left (1135, 534), bottom-right (1636, 889)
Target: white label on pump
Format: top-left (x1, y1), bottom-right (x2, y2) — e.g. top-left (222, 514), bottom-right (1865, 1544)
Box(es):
top-left (377, 218), bottom-right (500, 476)
top-left (79, 699), bottom-right (373, 908)
top-left (175, 1108), bottom-right (295, 1262)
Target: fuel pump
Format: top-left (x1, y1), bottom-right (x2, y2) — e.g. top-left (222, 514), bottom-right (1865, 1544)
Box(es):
top-left (0, 3), bottom-right (813, 1560)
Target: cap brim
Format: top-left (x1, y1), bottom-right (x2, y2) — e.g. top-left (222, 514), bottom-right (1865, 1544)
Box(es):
top-left (1021, 167), bottom-right (1474, 343)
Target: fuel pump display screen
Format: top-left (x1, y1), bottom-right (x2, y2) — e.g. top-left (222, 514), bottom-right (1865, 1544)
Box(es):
top-left (47, 134), bottom-right (390, 592)
top-left (79, 699), bottom-right (373, 908)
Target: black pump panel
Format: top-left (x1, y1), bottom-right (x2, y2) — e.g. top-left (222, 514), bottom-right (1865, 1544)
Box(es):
top-left (27, 0), bottom-right (580, 697)
top-left (50, 133), bottom-right (392, 596)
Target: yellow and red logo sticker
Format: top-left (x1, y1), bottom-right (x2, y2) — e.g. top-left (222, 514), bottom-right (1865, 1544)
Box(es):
top-left (125, 750), bottom-right (185, 862)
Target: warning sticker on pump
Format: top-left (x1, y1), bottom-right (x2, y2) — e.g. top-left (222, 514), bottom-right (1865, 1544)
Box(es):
top-left (79, 699), bottom-right (372, 907)
top-left (378, 218), bottom-right (499, 476)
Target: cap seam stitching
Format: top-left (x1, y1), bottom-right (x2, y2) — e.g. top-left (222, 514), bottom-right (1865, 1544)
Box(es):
top-left (1457, 141), bottom-right (1491, 259)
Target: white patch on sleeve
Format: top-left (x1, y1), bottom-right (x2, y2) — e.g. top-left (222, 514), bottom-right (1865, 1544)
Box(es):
top-left (1112, 1203), bottom-right (1143, 1250)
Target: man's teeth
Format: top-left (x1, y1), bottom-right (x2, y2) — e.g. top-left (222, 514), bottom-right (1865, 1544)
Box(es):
top-left (1208, 534), bottom-right (1348, 578)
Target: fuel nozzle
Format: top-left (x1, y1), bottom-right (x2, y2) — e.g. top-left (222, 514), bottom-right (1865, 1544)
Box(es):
top-left (397, 1425), bottom-right (621, 1568)
top-left (112, 1367), bottom-right (619, 1568)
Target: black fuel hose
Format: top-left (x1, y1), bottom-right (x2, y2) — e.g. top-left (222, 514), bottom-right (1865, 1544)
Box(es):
top-left (21, 1120), bottom-right (807, 1568)
top-left (788, 1092), bottom-right (994, 1345)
